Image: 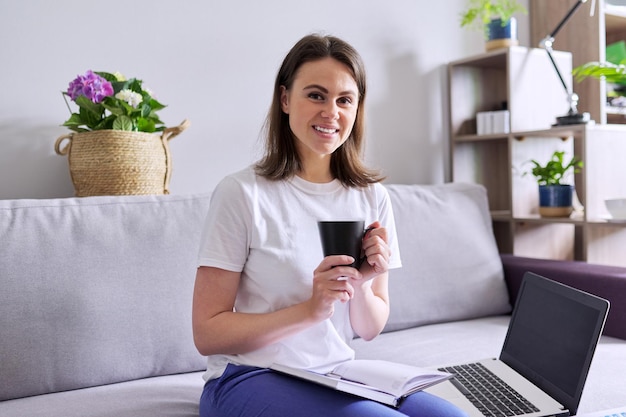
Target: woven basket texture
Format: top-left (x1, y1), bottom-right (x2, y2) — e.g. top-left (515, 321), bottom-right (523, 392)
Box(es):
top-left (54, 120), bottom-right (188, 197)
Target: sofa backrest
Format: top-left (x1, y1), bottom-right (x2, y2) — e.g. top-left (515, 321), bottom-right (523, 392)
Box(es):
top-left (383, 183), bottom-right (511, 332)
top-left (0, 183), bottom-right (510, 400)
top-left (0, 193), bottom-right (211, 401)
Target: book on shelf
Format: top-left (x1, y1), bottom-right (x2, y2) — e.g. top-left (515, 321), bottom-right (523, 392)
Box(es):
top-left (270, 359), bottom-right (453, 407)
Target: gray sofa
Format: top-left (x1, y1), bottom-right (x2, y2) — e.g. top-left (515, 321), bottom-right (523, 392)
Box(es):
top-left (1, 183), bottom-right (625, 416)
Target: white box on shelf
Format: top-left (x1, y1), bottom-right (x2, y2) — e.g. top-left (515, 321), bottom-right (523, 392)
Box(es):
top-left (491, 110), bottom-right (510, 134)
top-left (476, 110), bottom-right (510, 135)
top-left (477, 111), bottom-right (490, 135)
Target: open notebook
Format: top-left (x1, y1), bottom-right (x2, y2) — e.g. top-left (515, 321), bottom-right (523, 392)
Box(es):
top-left (271, 359), bottom-right (452, 407)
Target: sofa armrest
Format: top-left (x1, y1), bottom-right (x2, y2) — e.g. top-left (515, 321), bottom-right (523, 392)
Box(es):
top-left (501, 254), bottom-right (626, 340)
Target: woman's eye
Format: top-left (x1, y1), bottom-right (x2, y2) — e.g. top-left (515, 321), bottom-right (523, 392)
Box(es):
top-left (338, 97), bottom-right (353, 105)
top-left (308, 92), bottom-right (324, 100)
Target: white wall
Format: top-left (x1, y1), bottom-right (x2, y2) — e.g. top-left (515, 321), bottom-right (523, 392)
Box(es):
top-left (0, 0), bottom-right (529, 199)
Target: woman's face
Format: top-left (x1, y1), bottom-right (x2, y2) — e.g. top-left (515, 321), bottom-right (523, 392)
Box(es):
top-left (280, 57), bottom-right (359, 166)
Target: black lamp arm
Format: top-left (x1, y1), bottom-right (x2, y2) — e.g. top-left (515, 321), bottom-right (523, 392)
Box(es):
top-left (538, 0), bottom-right (588, 95)
top-left (545, 46), bottom-right (570, 95)
top-left (548, 0), bottom-right (587, 39)
top-left (537, 0), bottom-right (592, 125)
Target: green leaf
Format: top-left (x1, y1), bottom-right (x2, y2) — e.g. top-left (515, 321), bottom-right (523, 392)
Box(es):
top-left (137, 117), bottom-right (156, 132)
top-left (459, 0), bottom-right (526, 31)
top-left (126, 78), bottom-right (143, 93)
top-left (95, 71), bottom-right (117, 82)
top-left (62, 113), bottom-right (84, 127)
top-left (102, 98), bottom-right (126, 116)
top-left (460, 9), bottom-right (476, 27)
top-left (97, 115), bottom-right (116, 130)
top-left (573, 61), bottom-right (626, 86)
top-left (113, 115), bottom-right (134, 131)
top-left (146, 96), bottom-right (166, 111)
top-left (140, 103), bottom-right (152, 118)
top-left (525, 151), bottom-right (582, 186)
top-left (152, 115), bottom-right (165, 126)
top-left (79, 106), bottom-right (102, 129)
top-left (109, 80), bottom-right (126, 94)
top-left (75, 95), bottom-right (104, 118)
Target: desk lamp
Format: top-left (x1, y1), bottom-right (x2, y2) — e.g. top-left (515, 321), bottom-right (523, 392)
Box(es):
top-left (539, 0), bottom-right (593, 125)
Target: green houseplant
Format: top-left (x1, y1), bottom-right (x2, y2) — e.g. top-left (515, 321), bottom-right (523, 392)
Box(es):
top-left (62, 70), bottom-right (167, 133)
top-left (525, 150), bottom-right (583, 217)
top-left (54, 70), bottom-right (189, 197)
top-left (460, 0), bottom-right (527, 50)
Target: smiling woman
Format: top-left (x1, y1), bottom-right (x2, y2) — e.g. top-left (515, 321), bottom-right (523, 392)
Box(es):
top-left (279, 57), bottom-right (359, 182)
top-left (192, 33), bottom-right (468, 417)
top-left (254, 34), bottom-right (377, 188)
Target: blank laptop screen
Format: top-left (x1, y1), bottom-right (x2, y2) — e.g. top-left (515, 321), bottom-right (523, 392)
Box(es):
top-left (499, 273), bottom-right (609, 415)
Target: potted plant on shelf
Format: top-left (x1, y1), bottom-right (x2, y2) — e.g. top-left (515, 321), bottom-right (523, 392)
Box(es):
top-left (54, 70), bottom-right (190, 197)
top-left (573, 60), bottom-right (626, 108)
top-left (460, 0), bottom-right (527, 51)
top-left (525, 150), bottom-right (583, 218)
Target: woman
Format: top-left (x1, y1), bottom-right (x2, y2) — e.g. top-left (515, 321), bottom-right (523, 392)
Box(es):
top-left (192, 33), bottom-right (467, 417)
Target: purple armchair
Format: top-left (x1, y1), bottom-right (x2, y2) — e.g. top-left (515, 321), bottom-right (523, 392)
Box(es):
top-left (501, 254), bottom-right (626, 340)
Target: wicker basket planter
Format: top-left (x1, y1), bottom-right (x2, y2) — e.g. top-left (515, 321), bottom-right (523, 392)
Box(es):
top-left (54, 119), bottom-right (189, 197)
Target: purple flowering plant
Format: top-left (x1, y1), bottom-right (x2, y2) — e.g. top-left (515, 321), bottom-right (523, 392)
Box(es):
top-left (62, 70), bottom-right (166, 133)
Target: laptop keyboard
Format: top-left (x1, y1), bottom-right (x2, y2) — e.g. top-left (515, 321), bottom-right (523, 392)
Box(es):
top-left (439, 362), bottom-right (540, 417)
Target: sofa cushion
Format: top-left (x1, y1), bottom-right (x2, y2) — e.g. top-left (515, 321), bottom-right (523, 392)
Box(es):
top-left (0, 372), bottom-right (204, 417)
top-left (383, 183), bottom-right (511, 332)
top-left (0, 194), bottom-right (211, 401)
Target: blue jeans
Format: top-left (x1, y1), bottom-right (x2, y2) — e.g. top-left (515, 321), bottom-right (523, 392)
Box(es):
top-left (200, 364), bottom-right (469, 417)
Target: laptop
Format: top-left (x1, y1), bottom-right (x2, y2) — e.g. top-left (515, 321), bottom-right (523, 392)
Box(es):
top-left (425, 271), bottom-right (610, 417)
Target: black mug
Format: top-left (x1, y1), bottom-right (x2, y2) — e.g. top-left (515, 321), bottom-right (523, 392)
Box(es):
top-left (317, 220), bottom-right (368, 269)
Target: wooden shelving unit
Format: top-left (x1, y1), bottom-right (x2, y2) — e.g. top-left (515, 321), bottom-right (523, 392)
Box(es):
top-left (448, 47), bottom-right (626, 267)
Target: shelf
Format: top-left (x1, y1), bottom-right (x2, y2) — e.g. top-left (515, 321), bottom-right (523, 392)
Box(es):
top-left (508, 214), bottom-right (626, 227)
top-left (511, 125), bottom-right (583, 140)
top-left (448, 48), bottom-right (508, 68)
top-left (511, 214), bottom-right (585, 225)
top-left (588, 218), bottom-right (626, 226)
top-left (491, 210), bottom-right (512, 221)
top-left (606, 105), bottom-right (626, 115)
top-left (454, 125), bottom-right (586, 143)
top-left (454, 133), bottom-right (509, 142)
top-left (605, 109), bottom-right (626, 123)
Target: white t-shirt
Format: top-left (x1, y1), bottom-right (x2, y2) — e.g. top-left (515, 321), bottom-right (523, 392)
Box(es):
top-left (197, 166), bottom-right (402, 381)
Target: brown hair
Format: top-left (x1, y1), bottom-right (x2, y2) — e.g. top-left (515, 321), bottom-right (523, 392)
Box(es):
top-left (254, 33), bottom-right (383, 187)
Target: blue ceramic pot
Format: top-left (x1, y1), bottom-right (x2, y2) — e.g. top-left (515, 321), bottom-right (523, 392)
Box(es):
top-left (539, 185), bottom-right (573, 207)
top-left (538, 185), bottom-right (574, 217)
top-left (487, 17), bottom-right (517, 42)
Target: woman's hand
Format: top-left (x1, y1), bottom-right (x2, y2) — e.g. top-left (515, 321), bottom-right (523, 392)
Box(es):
top-left (308, 221), bottom-right (392, 340)
top-left (308, 255), bottom-right (361, 321)
top-left (359, 221), bottom-right (391, 280)
top-left (348, 221), bottom-right (391, 340)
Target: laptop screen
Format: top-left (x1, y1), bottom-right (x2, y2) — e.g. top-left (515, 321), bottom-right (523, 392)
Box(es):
top-left (499, 272), bottom-right (609, 416)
